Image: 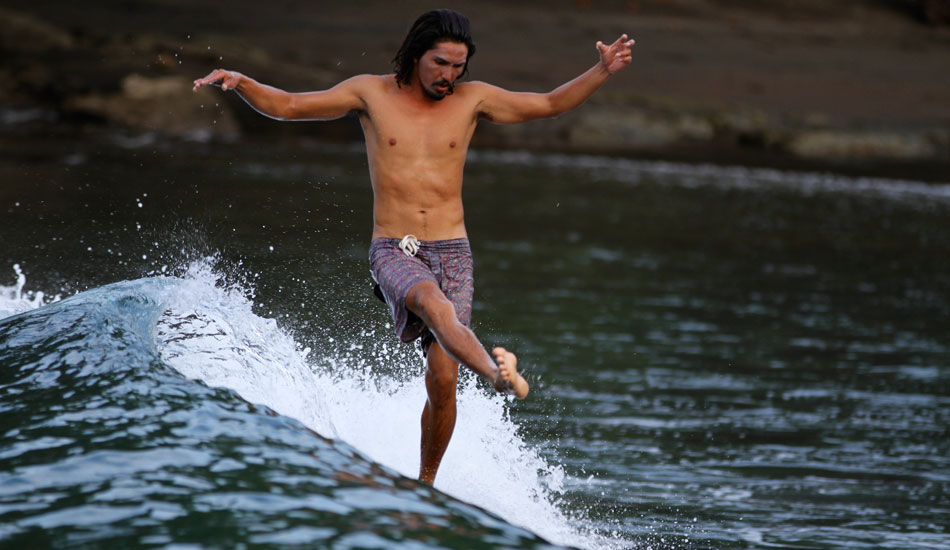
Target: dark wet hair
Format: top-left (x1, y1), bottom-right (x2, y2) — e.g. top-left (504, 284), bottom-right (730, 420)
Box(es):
top-left (392, 9), bottom-right (476, 86)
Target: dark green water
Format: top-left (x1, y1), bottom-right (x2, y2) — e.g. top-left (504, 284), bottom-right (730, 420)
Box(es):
top-left (2, 126), bottom-right (949, 549)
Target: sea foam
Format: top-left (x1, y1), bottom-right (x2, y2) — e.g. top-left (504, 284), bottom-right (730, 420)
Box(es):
top-left (1, 258), bottom-right (617, 549)
top-left (0, 264), bottom-right (59, 319)
top-left (153, 259), bottom-right (615, 549)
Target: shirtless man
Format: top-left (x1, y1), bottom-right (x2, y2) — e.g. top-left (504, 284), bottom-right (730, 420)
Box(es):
top-left (194, 9), bottom-right (634, 484)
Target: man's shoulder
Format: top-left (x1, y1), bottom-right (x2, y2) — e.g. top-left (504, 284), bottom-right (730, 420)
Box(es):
top-left (456, 80), bottom-right (494, 93)
top-left (453, 81), bottom-right (503, 112)
top-left (453, 80), bottom-right (498, 101)
top-left (341, 73), bottom-right (393, 90)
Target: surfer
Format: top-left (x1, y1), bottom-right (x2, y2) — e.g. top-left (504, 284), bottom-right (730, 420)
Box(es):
top-left (193, 9), bottom-right (634, 484)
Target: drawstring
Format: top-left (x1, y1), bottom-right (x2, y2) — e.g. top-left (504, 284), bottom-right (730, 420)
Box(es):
top-left (399, 234), bottom-right (420, 257)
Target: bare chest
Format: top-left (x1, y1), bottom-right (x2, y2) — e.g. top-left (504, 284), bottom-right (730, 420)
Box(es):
top-left (362, 93), bottom-right (478, 155)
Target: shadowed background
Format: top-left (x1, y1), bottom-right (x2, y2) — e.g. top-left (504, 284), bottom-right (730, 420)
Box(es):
top-left (2, 0), bottom-right (950, 179)
top-left (2, 2), bottom-right (949, 550)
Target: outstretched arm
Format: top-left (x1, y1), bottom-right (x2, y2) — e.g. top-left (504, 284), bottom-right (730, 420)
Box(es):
top-left (193, 69), bottom-right (366, 121)
top-left (478, 34), bottom-right (635, 124)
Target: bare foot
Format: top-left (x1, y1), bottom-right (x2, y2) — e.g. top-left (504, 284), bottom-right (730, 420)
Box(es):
top-left (492, 347), bottom-right (529, 398)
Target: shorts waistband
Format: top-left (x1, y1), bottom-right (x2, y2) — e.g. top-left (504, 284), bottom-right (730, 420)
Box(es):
top-left (371, 237), bottom-right (470, 250)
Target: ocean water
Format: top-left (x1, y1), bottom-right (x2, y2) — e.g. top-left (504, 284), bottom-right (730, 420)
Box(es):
top-left (0, 262), bottom-right (578, 549)
top-left (2, 130), bottom-right (949, 549)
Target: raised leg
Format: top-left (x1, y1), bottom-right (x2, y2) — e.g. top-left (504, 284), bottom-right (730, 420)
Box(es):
top-left (406, 281), bottom-right (526, 393)
top-left (406, 281), bottom-right (529, 484)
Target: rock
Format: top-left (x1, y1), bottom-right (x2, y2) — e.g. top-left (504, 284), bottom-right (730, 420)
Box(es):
top-left (66, 74), bottom-right (240, 140)
top-left (569, 107), bottom-right (714, 150)
top-left (787, 130), bottom-right (937, 160)
top-left (917, 0), bottom-right (950, 24)
top-left (0, 8), bottom-right (73, 53)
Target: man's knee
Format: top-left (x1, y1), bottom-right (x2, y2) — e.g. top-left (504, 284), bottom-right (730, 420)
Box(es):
top-left (407, 282), bottom-right (457, 328)
top-left (427, 362), bottom-right (458, 390)
top-left (426, 345), bottom-right (459, 394)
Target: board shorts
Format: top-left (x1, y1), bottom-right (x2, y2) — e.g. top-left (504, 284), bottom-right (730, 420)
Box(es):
top-left (369, 237), bottom-right (474, 352)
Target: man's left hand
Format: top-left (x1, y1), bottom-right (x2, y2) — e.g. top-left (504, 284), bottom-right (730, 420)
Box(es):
top-left (596, 34), bottom-right (636, 75)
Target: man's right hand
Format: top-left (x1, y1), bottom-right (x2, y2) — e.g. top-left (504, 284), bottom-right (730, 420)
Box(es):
top-left (193, 69), bottom-right (244, 92)
top-left (596, 34), bottom-right (635, 76)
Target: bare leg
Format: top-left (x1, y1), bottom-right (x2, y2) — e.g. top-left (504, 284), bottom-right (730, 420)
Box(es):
top-left (418, 341), bottom-right (458, 484)
top-left (407, 281), bottom-right (530, 484)
top-left (406, 281), bottom-right (529, 396)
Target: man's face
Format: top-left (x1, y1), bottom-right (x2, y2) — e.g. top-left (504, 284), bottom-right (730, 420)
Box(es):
top-left (416, 40), bottom-right (468, 100)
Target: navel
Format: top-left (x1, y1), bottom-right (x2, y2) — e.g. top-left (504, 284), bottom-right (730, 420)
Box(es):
top-left (389, 138), bottom-right (397, 146)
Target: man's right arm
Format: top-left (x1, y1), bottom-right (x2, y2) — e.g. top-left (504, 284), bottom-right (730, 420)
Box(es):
top-left (474, 34), bottom-right (634, 125)
top-left (193, 69), bottom-right (367, 121)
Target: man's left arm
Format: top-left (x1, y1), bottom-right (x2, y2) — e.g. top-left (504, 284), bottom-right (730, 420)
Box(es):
top-left (477, 34), bottom-right (635, 124)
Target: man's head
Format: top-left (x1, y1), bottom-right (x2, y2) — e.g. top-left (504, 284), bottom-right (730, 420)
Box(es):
top-left (392, 9), bottom-right (476, 99)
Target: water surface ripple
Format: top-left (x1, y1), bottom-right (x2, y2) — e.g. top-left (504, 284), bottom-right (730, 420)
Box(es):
top-left (1, 137), bottom-right (948, 549)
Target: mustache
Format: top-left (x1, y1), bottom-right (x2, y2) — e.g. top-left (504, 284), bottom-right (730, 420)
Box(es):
top-left (433, 79), bottom-right (455, 94)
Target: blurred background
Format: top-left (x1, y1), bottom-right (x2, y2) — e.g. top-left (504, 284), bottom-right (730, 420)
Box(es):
top-left (2, 0), bottom-right (949, 180)
top-left (2, 3), bottom-right (949, 549)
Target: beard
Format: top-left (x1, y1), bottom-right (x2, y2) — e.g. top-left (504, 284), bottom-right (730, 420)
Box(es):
top-left (424, 79), bottom-right (454, 100)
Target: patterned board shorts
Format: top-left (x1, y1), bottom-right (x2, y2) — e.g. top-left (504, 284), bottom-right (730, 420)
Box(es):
top-left (369, 237), bottom-right (474, 352)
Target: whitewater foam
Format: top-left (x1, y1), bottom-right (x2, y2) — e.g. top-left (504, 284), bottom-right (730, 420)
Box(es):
top-left (0, 264), bottom-right (60, 319)
top-left (150, 260), bottom-right (615, 549)
top-left (1, 258), bottom-right (622, 548)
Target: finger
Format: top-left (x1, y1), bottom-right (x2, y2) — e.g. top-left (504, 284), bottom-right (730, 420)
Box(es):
top-left (616, 41), bottom-right (635, 58)
top-left (194, 71), bottom-right (219, 89)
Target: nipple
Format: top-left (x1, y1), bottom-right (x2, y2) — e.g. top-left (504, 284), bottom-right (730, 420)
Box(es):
top-left (389, 138), bottom-right (397, 146)
top-left (450, 140), bottom-right (456, 148)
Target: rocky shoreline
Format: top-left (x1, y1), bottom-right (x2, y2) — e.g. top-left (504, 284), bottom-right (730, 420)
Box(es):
top-left (3, 1), bottom-right (949, 180)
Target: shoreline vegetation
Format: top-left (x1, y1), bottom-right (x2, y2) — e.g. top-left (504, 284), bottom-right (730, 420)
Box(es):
top-left (2, 0), bottom-right (949, 181)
